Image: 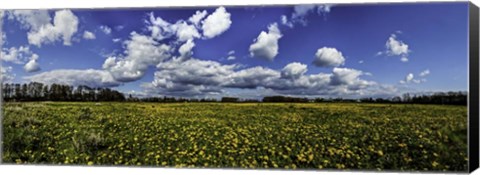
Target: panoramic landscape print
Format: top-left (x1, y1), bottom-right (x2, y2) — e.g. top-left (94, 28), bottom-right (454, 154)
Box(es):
top-left (0, 2), bottom-right (469, 172)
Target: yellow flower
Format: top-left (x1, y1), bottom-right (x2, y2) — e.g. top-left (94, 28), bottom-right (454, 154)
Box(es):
top-left (377, 150), bottom-right (384, 156)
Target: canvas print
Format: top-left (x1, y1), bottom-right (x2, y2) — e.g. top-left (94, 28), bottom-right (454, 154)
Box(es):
top-left (0, 2), bottom-right (471, 172)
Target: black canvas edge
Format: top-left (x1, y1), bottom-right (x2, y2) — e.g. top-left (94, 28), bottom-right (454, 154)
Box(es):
top-left (469, 1), bottom-right (480, 173)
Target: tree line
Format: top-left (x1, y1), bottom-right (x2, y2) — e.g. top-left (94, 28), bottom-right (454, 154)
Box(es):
top-left (1, 82), bottom-right (467, 105)
top-left (2, 82), bottom-right (125, 102)
top-left (259, 92), bottom-right (466, 105)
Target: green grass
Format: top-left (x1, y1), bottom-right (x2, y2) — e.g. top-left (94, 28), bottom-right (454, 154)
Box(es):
top-left (1, 102), bottom-right (468, 171)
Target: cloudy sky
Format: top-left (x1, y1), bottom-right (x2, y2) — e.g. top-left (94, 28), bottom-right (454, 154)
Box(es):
top-left (0, 2), bottom-right (469, 99)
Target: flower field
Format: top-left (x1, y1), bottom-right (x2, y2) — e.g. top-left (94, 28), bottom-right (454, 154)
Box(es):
top-left (2, 102), bottom-right (468, 171)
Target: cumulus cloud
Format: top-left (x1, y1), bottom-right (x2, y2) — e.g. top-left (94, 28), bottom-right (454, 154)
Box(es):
top-left (1, 65), bottom-right (15, 83)
top-left (188, 10), bottom-right (207, 27)
top-left (112, 8), bottom-right (233, 83)
top-left (281, 62), bottom-right (307, 79)
top-left (330, 67), bottom-right (364, 85)
top-left (83, 31), bottom-right (96, 40)
top-left (226, 50), bottom-right (236, 60)
top-left (292, 4), bottom-right (318, 19)
top-left (313, 47), bottom-right (345, 67)
top-left (249, 23), bottom-right (283, 61)
top-left (201, 7), bottom-right (232, 39)
top-left (227, 56), bottom-right (236, 60)
top-left (226, 66), bottom-right (281, 89)
top-left (419, 69), bottom-right (430, 77)
top-left (24, 69), bottom-right (120, 88)
top-left (281, 15), bottom-right (293, 28)
top-left (178, 39), bottom-right (195, 60)
top-left (386, 34), bottom-right (409, 55)
top-left (1, 46), bottom-right (36, 64)
top-left (7, 10), bottom-right (51, 31)
top-left (147, 13), bottom-right (201, 42)
top-left (281, 4), bottom-right (333, 27)
top-left (102, 32), bottom-right (172, 82)
top-left (144, 57), bottom-right (380, 98)
top-left (100, 25), bottom-right (112, 35)
top-left (1, 46), bottom-right (42, 73)
top-left (380, 33), bottom-right (410, 62)
top-left (112, 38), bottom-right (121, 43)
top-left (147, 14), bottom-right (174, 41)
top-left (23, 54), bottom-right (41, 72)
top-left (1, 10), bottom-right (6, 46)
top-left (21, 10), bottom-right (79, 47)
top-left (144, 58), bottom-right (238, 96)
top-left (1, 32), bottom-right (5, 46)
top-left (400, 73), bottom-right (424, 84)
top-left (175, 21), bottom-right (201, 42)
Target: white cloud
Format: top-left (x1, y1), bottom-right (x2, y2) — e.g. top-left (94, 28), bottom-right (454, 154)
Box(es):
top-left (313, 47), bottom-right (345, 67)
top-left (400, 73), bottom-right (424, 84)
top-left (100, 25), bottom-right (112, 35)
top-left (146, 7), bottom-right (231, 44)
top-left (386, 34), bottom-right (409, 55)
top-left (227, 56), bottom-right (236, 60)
top-left (144, 57), bottom-right (380, 98)
top-left (1, 65), bottom-right (15, 83)
top-left (147, 13), bottom-right (201, 42)
top-left (102, 32), bottom-right (172, 82)
top-left (281, 4), bottom-right (333, 27)
top-left (83, 31), bottom-right (96, 40)
top-left (147, 14), bottom-right (174, 41)
top-left (226, 66), bottom-right (280, 89)
top-left (1, 46), bottom-right (35, 64)
top-left (112, 38), bottom-right (121, 43)
top-left (24, 10), bottom-right (79, 47)
top-left (175, 21), bottom-right (201, 42)
top-left (292, 4), bottom-right (318, 20)
top-left (382, 33), bottom-right (410, 62)
top-left (24, 69), bottom-right (120, 88)
top-left (281, 15), bottom-right (293, 28)
top-left (419, 69), bottom-right (430, 77)
top-left (1, 32), bottom-right (5, 46)
top-left (226, 50), bottom-right (235, 60)
top-left (178, 39), bottom-right (195, 60)
top-left (201, 7), bottom-right (232, 39)
top-left (249, 23), bottom-right (283, 61)
top-left (1, 10), bottom-right (6, 46)
top-left (24, 54), bottom-right (41, 72)
top-left (188, 10), bottom-right (207, 27)
top-left (145, 58), bottom-right (237, 96)
top-left (316, 5), bottom-right (332, 14)
top-left (358, 60), bottom-right (364, 64)
top-left (281, 62), bottom-right (307, 79)
top-left (7, 10), bottom-right (51, 31)
top-left (330, 67), bottom-right (363, 85)
top-left (406, 73), bottom-right (414, 82)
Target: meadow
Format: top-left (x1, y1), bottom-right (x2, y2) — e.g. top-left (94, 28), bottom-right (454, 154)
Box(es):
top-left (1, 102), bottom-right (468, 171)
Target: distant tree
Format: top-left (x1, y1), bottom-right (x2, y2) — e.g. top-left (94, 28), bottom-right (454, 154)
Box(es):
top-left (221, 97), bottom-right (239, 102)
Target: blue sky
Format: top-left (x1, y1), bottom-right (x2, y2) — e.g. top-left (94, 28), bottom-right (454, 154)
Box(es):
top-left (0, 2), bottom-right (469, 99)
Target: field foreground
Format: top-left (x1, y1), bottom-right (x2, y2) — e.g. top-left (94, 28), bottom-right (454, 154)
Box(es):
top-left (2, 102), bottom-right (468, 171)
